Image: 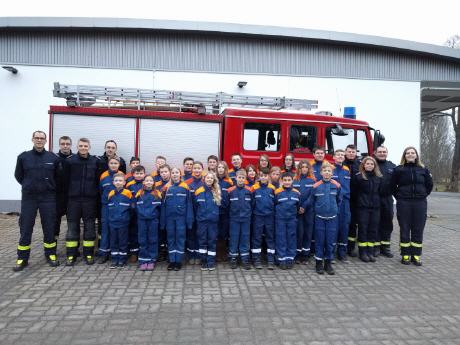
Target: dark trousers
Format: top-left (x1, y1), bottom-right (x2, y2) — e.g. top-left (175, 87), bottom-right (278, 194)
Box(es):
top-left (337, 199), bottom-right (351, 257)
top-left (347, 201), bottom-right (358, 252)
top-left (229, 220), bottom-right (250, 262)
top-left (197, 220), bottom-right (218, 266)
top-left (396, 198), bottom-right (427, 256)
top-left (166, 218), bottom-right (186, 263)
top-left (275, 217), bottom-right (297, 263)
top-left (252, 215), bottom-right (275, 263)
top-left (66, 198), bottom-right (97, 258)
top-left (138, 219), bottom-right (159, 263)
top-left (128, 212), bottom-right (139, 256)
top-left (110, 225), bottom-right (129, 264)
top-left (357, 207), bottom-right (380, 255)
top-left (378, 197), bottom-right (394, 247)
top-left (54, 193), bottom-right (67, 240)
top-left (314, 216), bottom-right (338, 260)
top-left (218, 212), bottom-right (229, 240)
top-left (186, 222), bottom-right (199, 259)
top-left (296, 210), bottom-right (314, 258)
top-left (18, 194), bottom-right (56, 260)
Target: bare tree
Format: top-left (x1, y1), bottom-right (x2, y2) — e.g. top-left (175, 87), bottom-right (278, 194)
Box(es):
top-left (445, 34), bottom-right (460, 49)
top-left (421, 113), bottom-right (454, 185)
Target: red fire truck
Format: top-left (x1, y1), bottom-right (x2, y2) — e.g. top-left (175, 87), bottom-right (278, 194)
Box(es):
top-left (50, 84), bottom-right (384, 172)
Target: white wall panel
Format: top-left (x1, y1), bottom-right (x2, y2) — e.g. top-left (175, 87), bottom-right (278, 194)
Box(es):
top-left (52, 114), bottom-right (136, 163)
top-left (139, 119), bottom-right (220, 174)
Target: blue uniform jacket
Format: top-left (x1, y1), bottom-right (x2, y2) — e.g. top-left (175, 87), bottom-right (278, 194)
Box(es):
top-left (310, 160), bottom-right (324, 181)
top-left (126, 179), bottom-right (143, 195)
top-left (293, 175), bottom-right (316, 210)
top-left (154, 179), bottom-right (170, 192)
top-left (251, 182), bottom-right (275, 217)
top-left (185, 176), bottom-right (204, 194)
top-left (218, 176), bottom-right (233, 211)
top-left (194, 185), bottom-right (220, 222)
top-left (182, 171), bottom-right (193, 181)
top-left (274, 187), bottom-right (301, 220)
top-left (309, 179), bottom-right (342, 218)
top-left (135, 189), bottom-right (162, 220)
top-left (227, 185), bottom-right (253, 222)
top-left (108, 188), bottom-right (133, 227)
top-left (332, 164), bottom-right (351, 200)
top-left (160, 182), bottom-right (194, 229)
top-left (15, 148), bottom-right (60, 196)
top-left (99, 170), bottom-right (118, 204)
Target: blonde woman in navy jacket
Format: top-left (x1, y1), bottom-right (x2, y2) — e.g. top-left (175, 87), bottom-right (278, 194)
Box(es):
top-left (391, 146), bottom-right (433, 266)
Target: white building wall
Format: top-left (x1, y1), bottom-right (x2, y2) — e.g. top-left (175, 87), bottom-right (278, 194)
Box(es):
top-left (0, 65), bottom-right (420, 208)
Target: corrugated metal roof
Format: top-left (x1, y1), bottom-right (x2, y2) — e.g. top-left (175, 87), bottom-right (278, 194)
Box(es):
top-left (1, 17), bottom-right (459, 81)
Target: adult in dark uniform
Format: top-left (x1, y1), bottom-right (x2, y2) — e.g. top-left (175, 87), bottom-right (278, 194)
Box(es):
top-left (343, 144), bottom-right (361, 257)
top-left (374, 146), bottom-right (396, 257)
top-left (54, 136), bottom-right (73, 242)
top-left (391, 146), bottom-right (433, 266)
top-left (64, 138), bottom-right (100, 266)
top-left (98, 140), bottom-right (127, 174)
top-left (13, 130), bottom-right (60, 271)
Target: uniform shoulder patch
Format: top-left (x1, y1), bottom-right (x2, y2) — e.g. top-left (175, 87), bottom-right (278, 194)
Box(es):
top-left (330, 179), bottom-right (341, 188)
top-left (179, 182), bottom-right (190, 190)
top-left (251, 183), bottom-right (260, 191)
top-left (184, 177), bottom-right (193, 185)
top-left (313, 181), bottom-right (323, 188)
top-left (274, 187), bottom-right (284, 195)
top-left (108, 190), bottom-right (116, 199)
top-left (224, 177), bottom-right (234, 185)
top-left (121, 189), bottom-right (133, 198)
top-left (267, 183), bottom-right (276, 191)
top-left (100, 170), bottom-right (110, 181)
top-left (195, 186), bottom-right (205, 196)
top-left (244, 186), bottom-right (252, 192)
top-left (126, 180), bottom-right (135, 188)
top-left (154, 190), bottom-right (162, 199)
top-left (227, 186), bottom-right (236, 193)
top-left (343, 165), bottom-right (350, 171)
top-left (292, 188), bottom-right (300, 194)
top-left (135, 190), bottom-right (143, 198)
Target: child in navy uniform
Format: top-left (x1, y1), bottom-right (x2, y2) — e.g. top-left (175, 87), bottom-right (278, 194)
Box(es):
top-left (108, 173), bottom-right (134, 268)
top-left (194, 172), bottom-right (221, 271)
top-left (274, 172), bottom-right (300, 270)
top-left (227, 169), bottom-right (253, 270)
top-left (98, 156), bottom-right (121, 264)
top-left (293, 160), bottom-right (316, 264)
top-left (135, 174), bottom-right (162, 271)
top-left (161, 167), bottom-right (194, 271)
top-left (251, 168), bottom-right (276, 269)
top-left (310, 162), bottom-right (342, 275)
top-left (126, 165), bottom-right (146, 262)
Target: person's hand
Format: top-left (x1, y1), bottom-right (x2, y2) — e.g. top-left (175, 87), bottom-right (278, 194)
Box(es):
top-left (299, 207), bottom-right (305, 214)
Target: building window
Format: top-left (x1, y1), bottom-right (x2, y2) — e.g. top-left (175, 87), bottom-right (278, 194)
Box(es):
top-left (290, 125), bottom-right (317, 153)
top-left (243, 123), bottom-right (281, 151)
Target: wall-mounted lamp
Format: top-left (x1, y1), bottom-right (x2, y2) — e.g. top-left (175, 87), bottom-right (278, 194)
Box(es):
top-left (2, 66), bottom-right (18, 74)
top-left (237, 81), bottom-right (247, 88)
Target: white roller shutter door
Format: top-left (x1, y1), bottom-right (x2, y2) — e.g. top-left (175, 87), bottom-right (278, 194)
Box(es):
top-left (52, 114), bottom-right (136, 161)
top-left (139, 118), bottom-right (220, 174)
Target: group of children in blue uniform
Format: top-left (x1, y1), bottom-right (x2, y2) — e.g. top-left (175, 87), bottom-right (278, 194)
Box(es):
top-left (98, 147), bottom-right (357, 275)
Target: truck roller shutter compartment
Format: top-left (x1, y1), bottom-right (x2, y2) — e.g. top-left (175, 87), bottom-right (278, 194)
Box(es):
top-left (138, 118), bottom-right (221, 174)
top-left (51, 113), bottom-right (136, 161)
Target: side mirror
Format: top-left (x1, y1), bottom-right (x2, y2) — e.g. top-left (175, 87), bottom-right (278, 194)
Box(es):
top-left (373, 130), bottom-right (385, 148)
top-left (331, 124), bottom-right (349, 136)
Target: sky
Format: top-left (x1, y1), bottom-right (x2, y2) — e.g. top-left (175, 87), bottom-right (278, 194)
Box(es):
top-left (2, 0), bottom-right (459, 46)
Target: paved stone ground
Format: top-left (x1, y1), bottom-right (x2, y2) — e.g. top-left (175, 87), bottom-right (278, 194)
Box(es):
top-left (1, 192), bottom-right (460, 345)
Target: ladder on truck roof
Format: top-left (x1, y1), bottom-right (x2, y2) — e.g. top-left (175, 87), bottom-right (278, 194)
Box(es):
top-left (53, 83), bottom-right (318, 114)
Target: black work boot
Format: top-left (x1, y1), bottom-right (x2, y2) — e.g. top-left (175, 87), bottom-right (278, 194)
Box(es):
top-left (13, 259), bottom-right (28, 272)
top-left (347, 246), bottom-right (357, 258)
top-left (324, 259), bottom-right (335, 275)
top-left (46, 255), bottom-right (60, 267)
top-left (373, 246), bottom-right (380, 257)
top-left (359, 248), bottom-right (370, 263)
top-left (229, 258), bottom-right (238, 269)
top-left (380, 245), bottom-right (394, 258)
top-left (315, 259), bottom-right (324, 274)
